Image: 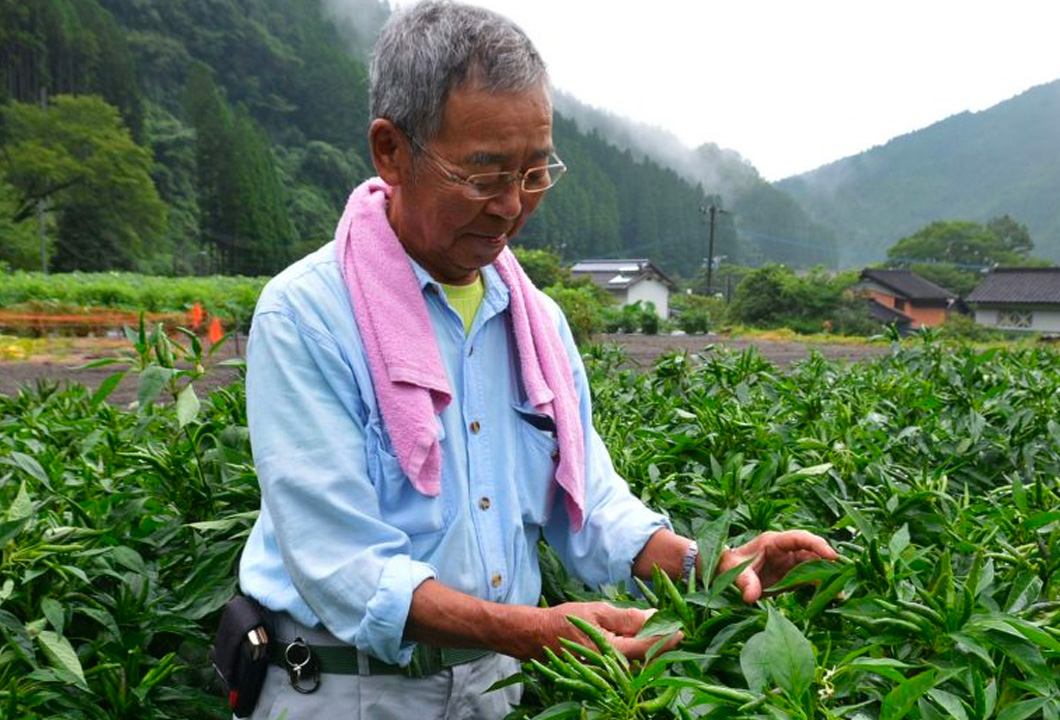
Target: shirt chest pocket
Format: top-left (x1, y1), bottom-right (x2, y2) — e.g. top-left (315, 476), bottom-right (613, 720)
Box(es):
top-left (367, 422), bottom-right (451, 537)
top-left (512, 405), bottom-right (559, 527)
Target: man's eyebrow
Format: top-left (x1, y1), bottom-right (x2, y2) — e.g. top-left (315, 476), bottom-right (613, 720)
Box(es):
top-left (462, 147), bottom-right (554, 167)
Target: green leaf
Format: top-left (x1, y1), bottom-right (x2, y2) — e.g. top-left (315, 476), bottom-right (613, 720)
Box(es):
top-left (928, 688), bottom-right (969, 720)
top-left (528, 701), bottom-right (583, 720)
top-left (175, 383), bottom-right (201, 427)
top-left (767, 558), bottom-right (843, 592)
top-left (638, 611), bottom-right (684, 638)
top-left (997, 698), bottom-right (1049, 720)
top-left (36, 629), bottom-right (88, 690)
top-left (843, 657), bottom-right (915, 683)
top-left (705, 558), bottom-right (754, 604)
top-left (776, 462), bottom-right (833, 485)
top-left (2, 454), bottom-right (50, 490)
top-left (888, 524), bottom-right (910, 560)
top-left (137, 365), bottom-right (173, 408)
top-left (695, 511), bottom-right (731, 589)
top-left (109, 546), bottom-right (146, 573)
top-left (0, 608), bottom-right (37, 667)
top-left (90, 370), bottom-right (128, 405)
top-left (0, 516), bottom-right (31, 547)
top-left (762, 606), bottom-right (815, 699)
top-left (1022, 511), bottom-right (1060, 531)
top-left (5, 480), bottom-right (33, 521)
top-left (880, 669), bottom-right (937, 720)
top-left (806, 564), bottom-right (855, 618)
top-left (837, 499), bottom-right (876, 541)
top-left (41, 598), bottom-right (64, 635)
top-left (739, 629), bottom-right (770, 694)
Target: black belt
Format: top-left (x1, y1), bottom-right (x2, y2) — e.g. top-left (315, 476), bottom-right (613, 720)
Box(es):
top-left (268, 640), bottom-right (492, 679)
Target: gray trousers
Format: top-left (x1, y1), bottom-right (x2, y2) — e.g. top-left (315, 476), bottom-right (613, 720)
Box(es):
top-left (248, 613), bottom-right (522, 720)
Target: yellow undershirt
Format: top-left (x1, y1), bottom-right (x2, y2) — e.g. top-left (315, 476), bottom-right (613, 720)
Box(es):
top-left (439, 275), bottom-right (485, 336)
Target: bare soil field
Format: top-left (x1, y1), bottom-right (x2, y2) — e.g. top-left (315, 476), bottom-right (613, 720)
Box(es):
top-left (1, 332), bottom-right (890, 406)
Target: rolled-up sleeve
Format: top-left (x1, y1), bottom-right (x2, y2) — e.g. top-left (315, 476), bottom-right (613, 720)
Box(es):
top-left (244, 308), bottom-right (435, 665)
top-left (541, 304), bottom-right (670, 589)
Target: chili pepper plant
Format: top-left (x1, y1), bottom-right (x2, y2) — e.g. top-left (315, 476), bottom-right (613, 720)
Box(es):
top-left (0, 330), bottom-right (1057, 719)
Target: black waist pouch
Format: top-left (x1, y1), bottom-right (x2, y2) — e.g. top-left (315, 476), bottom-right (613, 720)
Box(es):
top-left (211, 595), bottom-right (272, 718)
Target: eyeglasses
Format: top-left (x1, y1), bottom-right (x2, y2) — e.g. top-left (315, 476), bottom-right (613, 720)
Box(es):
top-left (405, 133), bottom-right (567, 200)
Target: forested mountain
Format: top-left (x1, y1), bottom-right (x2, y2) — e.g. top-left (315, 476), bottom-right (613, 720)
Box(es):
top-left (0, 0), bottom-right (838, 279)
top-left (554, 92), bottom-right (839, 268)
top-left (778, 79), bottom-right (1060, 267)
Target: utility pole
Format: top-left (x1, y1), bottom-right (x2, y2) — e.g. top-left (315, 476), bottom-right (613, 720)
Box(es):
top-left (38, 86), bottom-right (48, 275)
top-left (707, 204), bottom-right (717, 294)
top-left (700, 203), bottom-right (722, 294)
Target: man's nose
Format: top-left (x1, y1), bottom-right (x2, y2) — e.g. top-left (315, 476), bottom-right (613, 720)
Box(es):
top-left (485, 180), bottom-right (523, 220)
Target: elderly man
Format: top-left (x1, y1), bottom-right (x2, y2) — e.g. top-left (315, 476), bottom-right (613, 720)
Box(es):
top-left (237, 1), bottom-right (836, 718)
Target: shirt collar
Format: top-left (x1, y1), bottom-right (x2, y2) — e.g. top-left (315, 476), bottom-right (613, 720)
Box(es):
top-left (408, 256), bottom-right (511, 312)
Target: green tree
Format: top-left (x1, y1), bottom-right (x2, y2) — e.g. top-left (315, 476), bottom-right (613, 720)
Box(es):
top-left (727, 265), bottom-right (858, 333)
top-left (512, 246), bottom-right (569, 288)
top-left (183, 64), bottom-right (294, 275)
top-left (986, 214), bottom-right (1034, 257)
top-left (0, 177), bottom-right (44, 268)
top-left (887, 219), bottom-right (1024, 268)
top-left (886, 217), bottom-right (1047, 297)
top-left (0, 94), bottom-right (166, 270)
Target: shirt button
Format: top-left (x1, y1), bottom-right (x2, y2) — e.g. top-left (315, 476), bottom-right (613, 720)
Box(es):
top-left (478, 496), bottom-right (491, 511)
top-left (469, 420), bottom-right (481, 434)
top-left (491, 573), bottom-right (503, 588)
top-left (551, 449), bottom-right (560, 461)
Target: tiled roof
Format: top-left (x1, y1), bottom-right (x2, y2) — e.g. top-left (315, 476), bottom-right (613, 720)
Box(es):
top-left (966, 268), bottom-right (1060, 304)
top-left (571, 258), bottom-right (678, 291)
top-left (859, 269), bottom-right (957, 300)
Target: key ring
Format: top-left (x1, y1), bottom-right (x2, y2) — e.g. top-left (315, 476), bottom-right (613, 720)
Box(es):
top-left (284, 637), bottom-right (321, 694)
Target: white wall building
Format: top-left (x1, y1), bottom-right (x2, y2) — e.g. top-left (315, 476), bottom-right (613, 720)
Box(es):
top-left (965, 268), bottom-right (1060, 333)
top-left (570, 259), bottom-right (678, 320)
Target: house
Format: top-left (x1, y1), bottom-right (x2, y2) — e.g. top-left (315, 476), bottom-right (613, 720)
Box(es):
top-left (965, 267), bottom-right (1060, 332)
top-left (854, 269), bottom-right (957, 329)
top-left (570, 259), bottom-right (678, 319)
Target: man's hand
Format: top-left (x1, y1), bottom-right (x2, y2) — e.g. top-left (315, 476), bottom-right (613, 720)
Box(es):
top-left (529, 601), bottom-right (681, 662)
top-left (719, 530), bottom-right (838, 603)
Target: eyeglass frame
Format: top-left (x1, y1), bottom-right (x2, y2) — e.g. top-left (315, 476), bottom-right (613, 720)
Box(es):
top-left (400, 128), bottom-right (567, 200)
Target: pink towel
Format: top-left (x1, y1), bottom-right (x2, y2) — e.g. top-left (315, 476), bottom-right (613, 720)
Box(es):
top-left (336, 178), bottom-right (586, 531)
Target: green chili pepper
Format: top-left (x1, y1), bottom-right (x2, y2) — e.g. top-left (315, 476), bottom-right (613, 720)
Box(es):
top-left (566, 615), bottom-right (617, 658)
top-left (558, 637), bottom-right (606, 668)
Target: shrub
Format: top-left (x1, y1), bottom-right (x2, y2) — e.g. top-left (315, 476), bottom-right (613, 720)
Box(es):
top-left (670, 292), bottom-right (725, 334)
top-left (543, 284), bottom-right (605, 346)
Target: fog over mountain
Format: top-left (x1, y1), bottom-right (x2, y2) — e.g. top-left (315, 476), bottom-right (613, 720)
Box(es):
top-left (778, 79), bottom-right (1060, 267)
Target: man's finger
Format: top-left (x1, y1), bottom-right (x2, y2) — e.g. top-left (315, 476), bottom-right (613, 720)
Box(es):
top-left (611, 630), bottom-right (682, 660)
top-left (768, 530), bottom-right (838, 559)
top-left (735, 564), bottom-right (762, 603)
top-left (596, 606), bottom-right (653, 637)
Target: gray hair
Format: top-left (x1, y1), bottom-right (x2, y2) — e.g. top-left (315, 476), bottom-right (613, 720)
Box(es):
top-left (370, 0), bottom-right (549, 142)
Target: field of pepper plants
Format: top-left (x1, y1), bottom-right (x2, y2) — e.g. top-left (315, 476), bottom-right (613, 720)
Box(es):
top-left (1, 328), bottom-right (1059, 719)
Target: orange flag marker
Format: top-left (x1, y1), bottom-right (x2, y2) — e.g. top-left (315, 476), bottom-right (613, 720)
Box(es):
top-left (208, 317), bottom-right (224, 344)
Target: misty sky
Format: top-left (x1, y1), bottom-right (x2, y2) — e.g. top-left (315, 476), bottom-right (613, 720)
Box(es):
top-left (395, 0), bottom-right (1060, 181)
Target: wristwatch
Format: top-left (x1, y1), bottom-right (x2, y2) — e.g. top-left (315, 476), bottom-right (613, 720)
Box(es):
top-left (681, 541), bottom-right (699, 583)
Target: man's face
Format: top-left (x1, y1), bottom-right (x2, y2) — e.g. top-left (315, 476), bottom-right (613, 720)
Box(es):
top-left (388, 82), bottom-right (553, 285)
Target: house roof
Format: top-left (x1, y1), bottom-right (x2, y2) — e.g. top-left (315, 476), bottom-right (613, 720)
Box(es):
top-left (570, 258), bottom-right (678, 292)
top-left (859, 269), bottom-right (957, 300)
top-left (966, 267), bottom-right (1060, 304)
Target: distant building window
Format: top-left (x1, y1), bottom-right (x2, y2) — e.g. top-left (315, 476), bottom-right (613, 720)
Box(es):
top-left (998, 310), bottom-right (1032, 329)
top-left (894, 298), bottom-right (907, 311)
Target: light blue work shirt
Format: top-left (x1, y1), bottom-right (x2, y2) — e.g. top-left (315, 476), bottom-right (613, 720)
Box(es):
top-left (239, 242), bottom-right (669, 666)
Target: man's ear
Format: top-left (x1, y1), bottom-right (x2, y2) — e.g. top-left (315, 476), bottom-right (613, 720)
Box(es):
top-left (369, 119), bottom-right (408, 186)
